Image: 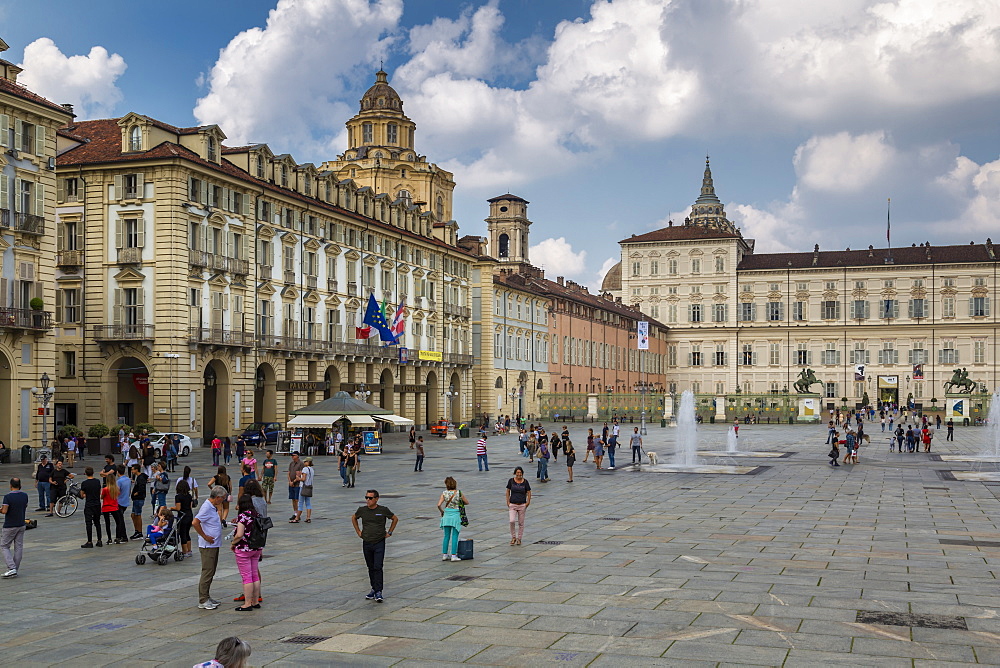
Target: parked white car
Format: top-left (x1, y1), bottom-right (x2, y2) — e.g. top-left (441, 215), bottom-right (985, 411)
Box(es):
top-left (133, 433), bottom-right (194, 458)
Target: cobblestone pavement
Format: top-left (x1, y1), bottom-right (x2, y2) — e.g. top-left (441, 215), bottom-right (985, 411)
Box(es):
top-left (1, 421), bottom-right (999, 666)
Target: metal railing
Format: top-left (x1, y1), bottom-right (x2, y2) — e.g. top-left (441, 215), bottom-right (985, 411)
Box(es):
top-left (442, 352), bottom-right (474, 366)
top-left (0, 308), bottom-right (52, 331)
top-left (93, 324), bottom-right (155, 340)
top-left (57, 250), bottom-right (84, 266)
top-left (117, 246), bottom-right (143, 264)
top-left (443, 303), bottom-right (471, 318)
top-left (305, 275), bottom-right (318, 290)
top-left (347, 282), bottom-right (358, 297)
top-left (189, 250), bottom-right (250, 275)
top-left (0, 209), bottom-right (9, 227)
top-left (188, 328), bottom-right (255, 346)
top-left (13, 212), bottom-right (43, 234)
top-left (258, 264), bottom-right (272, 280)
top-left (283, 270), bottom-right (296, 284)
top-left (327, 279), bottom-right (338, 292)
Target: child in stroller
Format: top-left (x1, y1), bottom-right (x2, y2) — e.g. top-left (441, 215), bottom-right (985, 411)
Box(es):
top-left (135, 505), bottom-right (185, 565)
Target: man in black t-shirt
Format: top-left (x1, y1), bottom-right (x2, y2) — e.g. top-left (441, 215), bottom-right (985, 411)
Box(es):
top-left (79, 467), bottom-right (103, 548)
top-left (1, 477), bottom-right (29, 577)
top-left (351, 490), bottom-right (398, 603)
top-left (99, 455), bottom-right (117, 485)
top-left (129, 464), bottom-right (148, 539)
top-left (34, 456), bottom-right (54, 513)
top-left (49, 461), bottom-right (74, 517)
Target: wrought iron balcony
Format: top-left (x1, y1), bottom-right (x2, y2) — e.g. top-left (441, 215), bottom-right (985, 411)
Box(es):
top-left (443, 352), bottom-right (475, 366)
top-left (283, 270), bottom-right (296, 284)
top-left (189, 328), bottom-right (255, 347)
top-left (13, 212), bottom-right (43, 234)
top-left (117, 247), bottom-right (143, 264)
top-left (0, 209), bottom-right (9, 227)
top-left (0, 307), bottom-right (52, 331)
top-left (57, 250), bottom-right (84, 267)
top-left (305, 275), bottom-right (318, 290)
top-left (258, 264), bottom-right (272, 280)
top-left (189, 250), bottom-right (250, 275)
top-left (93, 324), bottom-right (155, 341)
top-left (443, 303), bottom-right (471, 318)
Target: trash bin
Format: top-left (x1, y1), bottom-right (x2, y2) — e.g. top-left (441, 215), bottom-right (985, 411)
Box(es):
top-left (660, 419), bottom-right (666, 428)
top-left (20, 445), bottom-right (32, 464)
top-left (459, 427), bottom-right (470, 438)
top-left (709, 416), bottom-right (715, 423)
top-left (788, 416), bottom-right (795, 424)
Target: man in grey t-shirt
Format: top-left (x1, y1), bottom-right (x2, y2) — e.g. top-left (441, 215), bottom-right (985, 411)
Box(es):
top-left (630, 427), bottom-right (643, 464)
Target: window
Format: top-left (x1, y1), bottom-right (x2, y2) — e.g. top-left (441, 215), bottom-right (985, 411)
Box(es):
top-left (18, 120), bottom-right (35, 153)
top-left (822, 300), bottom-right (840, 319)
top-left (796, 282), bottom-right (808, 291)
top-left (58, 288), bottom-right (80, 323)
top-left (912, 278), bottom-right (924, 288)
top-left (362, 123), bottom-right (373, 143)
top-left (769, 342), bottom-right (780, 365)
top-left (825, 382), bottom-right (837, 399)
top-left (741, 343), bottom-right (755, 366)
top-left (942, 296), bottom-right (956, 318)
top-left (796, 343), bottom-right (811, 366)
top-left (650, 260), bottom-right (659, 275)
top-left (822, 342), bottom-right (840, 365)
top-left (909, 344), bottom-right (927, 365)
top-left (878, 342), bottom-right (898, 365)
top-left (715, 256), bottom-right (725, 273)
top-left (851, 300), bottom-right (869, 319)
top-left (943, 277), bottom-right (955, 287)
top-left (689, 304), bottom-right (702, 323)
top-left (974, 277), bottom-right (987, 287)
top-left (974, 340), bottom-right (986, 364)
top-left (117, 217), bottom-right (144, 249)
top-left (631, 261), bottom-right (641, 277)
top-left (668, 286), bottom-right (677, 295)
top-left (712, 303), bottom-right (727, 322)
top-left (668, 345), bottom-right (677, 366)
top-left (128, 126), bottom-right (142, 151)
top-left (854, 280), bottom-right (866, 290)
top-left (880, 299), bottom-right (899, 319)
top-left (281, 165), bottom-right (288, 187)
top-left (792, 301), bottom-right (806, 321)
top-left (650, 305), bottom-right (659, 318)
top-left (690, 345), bottom-right (702, 367)
top-left (631, 288), bottom-right (641, 296)
top-left (939, 341), bottom-right (959, 364)
top-left (387, 123), bottom-right (398, 144)
top-left (691, 285), bottom-right (701, 294)
top-left (769, 283), bottom-right (780, 292)
top-left (908, 299), bottom-right (926, 319)
top-left (767, 301), bottom-right (783, 321)
top-left (970, 296), bottom-right (990, 317)
top-left (63, 351), bottom-right (77, 378)
top-left (740, 302), bottom-right (756, 322)
top-left (668, 259), bottom-right (677, 275)
top-left (59, 220), bottom-right (80, 251)
top-left (123, 287), bottom-right (141, 326)
top-left (851, 343), bottom-right (870, 365)
top-left (883, 279), bottom-right (894, 288)
top-left (825, 281), bottom-right (836, 290)
top-left (714, 344), bottom-right (726, 366)
top-left (667, 304), bottom-right (677, 323)
top-left (691, 259), bottom-right (701, 274)
top-left (714, 285), bottom-right (725, 294)
top-left (207, 136), bottom-right (217, 161)
top-left (256, 155), bottom-right (265, 178)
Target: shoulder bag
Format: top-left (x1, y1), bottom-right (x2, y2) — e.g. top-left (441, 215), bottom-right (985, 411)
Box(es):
top-left (457, 490), bottom-right (469, 527)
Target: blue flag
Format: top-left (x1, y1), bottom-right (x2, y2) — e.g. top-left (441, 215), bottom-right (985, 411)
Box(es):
top-left (363, 293), bottom-right (396, 343)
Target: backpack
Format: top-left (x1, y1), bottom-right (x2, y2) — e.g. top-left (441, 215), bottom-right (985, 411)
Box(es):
top-left (246, 513), bottom-right (272, 550)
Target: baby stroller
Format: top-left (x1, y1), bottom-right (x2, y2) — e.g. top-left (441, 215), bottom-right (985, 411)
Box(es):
top-left (135, 511), bottom-right (187, 566)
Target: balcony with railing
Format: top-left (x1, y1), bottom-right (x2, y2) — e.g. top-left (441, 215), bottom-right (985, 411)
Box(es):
top-left (258, 264), bottom-right (272, 280)
top-left (347, 282), bottom-right (358, 297)
top-left (305, 275), bottom-right (318, 290)
top-left (189, 327), bottom-right (255, 347)
top-left (57, 250), bottom-right (84, 267)
top-left (443, 351), bottom-right (475, 366)
top-left (327, 278), bottom-right (338, 293)
top-left (443, 303), bottom-right (471, 318)
top-left (117, 246), bottom-right (143, 264)
top-left (283, 270), bottom-right (296, 284)
top-left (189, 250), bottom-right (250, 275)
top-left (93, 324), bottom-right (155, 341)
top-left (13, 212), bottom-right (44, 234)
top-left (0, 307), bottom-right (52, 331)
top-left (0, 209), bottom-right (9, 227)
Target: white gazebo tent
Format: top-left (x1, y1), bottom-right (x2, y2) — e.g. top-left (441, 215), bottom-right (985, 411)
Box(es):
top-left (287, 391), bottom-right (413, 452)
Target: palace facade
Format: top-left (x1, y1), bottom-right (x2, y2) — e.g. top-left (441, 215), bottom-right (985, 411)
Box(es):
top-left (603, 159), bottom-right (999, 414)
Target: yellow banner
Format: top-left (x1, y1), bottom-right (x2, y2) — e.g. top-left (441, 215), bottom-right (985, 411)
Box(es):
top-left (418, 350), bottom-right (443, 361)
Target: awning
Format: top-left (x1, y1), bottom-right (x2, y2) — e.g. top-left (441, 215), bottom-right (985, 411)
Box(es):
top-left (373, 414), bottom-right (415, 426)
top-left (287, 414), bottom-right (378, 428)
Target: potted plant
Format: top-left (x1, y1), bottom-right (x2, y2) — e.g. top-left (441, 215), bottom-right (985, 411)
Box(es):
top-left (29, 297), bottom-right (44, 327)
top-left (88, 423), bottom-right (110, 457)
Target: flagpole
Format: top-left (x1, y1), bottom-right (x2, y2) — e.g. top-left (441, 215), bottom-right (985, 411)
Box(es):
top-left (885, 197), bottom-right (892, 264)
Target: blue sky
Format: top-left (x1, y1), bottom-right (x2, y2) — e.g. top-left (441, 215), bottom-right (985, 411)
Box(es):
top-left (5, 0), bottom-right (1000, 289)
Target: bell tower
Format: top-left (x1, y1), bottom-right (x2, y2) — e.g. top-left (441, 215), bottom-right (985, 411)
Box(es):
top-left (485, 194), bottom-right (531, 264)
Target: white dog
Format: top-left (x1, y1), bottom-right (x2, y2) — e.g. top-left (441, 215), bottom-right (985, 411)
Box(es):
top-left (646, 451), bottom-right (658, 465)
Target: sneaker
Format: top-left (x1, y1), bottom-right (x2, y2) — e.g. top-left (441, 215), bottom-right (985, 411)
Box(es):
top-left (130, 532), bottom-right (143, 540)
top-left (95, 540), bottom-right (103, 547)
top-left (609, 466), bottom-right (615, 470)
top-left (375, 591), bottom-right (384, 602)
top-left (208, 598), bottom-right (221, 606)
top-left (449, 555), bottom-right (462, 562)
top-left (198, 601), bottom-right (220, 610)
top-left (80, 542), bottom-right (93, 549)
top-left (44, 513), bottom-right (54, 517)
top-left (441, 554), bottom-right (449, 561)
top-left (2, 569), bottom-right (17, 578)
top-left (365, 590), bottom-right (377, 600)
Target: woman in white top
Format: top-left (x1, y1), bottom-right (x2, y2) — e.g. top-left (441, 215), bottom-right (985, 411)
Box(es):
top-left (296, 458), bottom-right (315, 523)
top-left (176, 465), bottom-right (199, 502)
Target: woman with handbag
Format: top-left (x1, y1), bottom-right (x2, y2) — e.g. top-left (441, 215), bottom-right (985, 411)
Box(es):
top-left (295, 457), bottom-right (315, 523)
top-left (505, 466), bottom-right (531, 545)
top-left (436, 476), bottom-right (468, 562)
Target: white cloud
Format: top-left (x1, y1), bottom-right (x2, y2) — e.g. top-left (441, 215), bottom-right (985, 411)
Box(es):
top-left (17, 38), bottom-right (126, 118)
top-left (794, 131), bottom-right (896, 193)
top-left (193, 0), bottom-right (402, 155)
top-left (595, 256), bottom-right (619, 293)
top-left (529, 237), bottom-right (587, 278)
top-left (937, 156), bottom-right (1000, 236)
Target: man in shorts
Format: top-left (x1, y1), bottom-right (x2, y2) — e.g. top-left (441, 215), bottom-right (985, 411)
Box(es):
top-left (287, 451), bottom-right (304, 521)
top-left (261, 450), bottom-right (277, 503)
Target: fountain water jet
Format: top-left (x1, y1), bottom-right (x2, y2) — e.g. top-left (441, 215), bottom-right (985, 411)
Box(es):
top-left (672, 390), bottom-right (700, 466)
top-left (980, 387), bottom-right (1000, 458)
top-left (726, 428), bottom-right (740, 453)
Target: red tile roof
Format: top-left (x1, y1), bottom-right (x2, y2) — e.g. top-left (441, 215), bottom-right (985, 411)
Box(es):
top-left (57, 118), bottom-right (475, 259)
top-left (0, 77), bottom-right (74, 116)
top-left (738, 242), bottom-right (998, 270)
top-left (621, 225), bottom-right (742, 244)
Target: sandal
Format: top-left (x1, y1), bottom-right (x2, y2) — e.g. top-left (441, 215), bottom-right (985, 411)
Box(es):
top-left (510, 537), bottom-right (516, 545)
top-left (289, 519), bottom-right (300, 523)
top-left (515, 538), bottom-right (521, 545)
top-left (305, 518), bottom-right (311, 523)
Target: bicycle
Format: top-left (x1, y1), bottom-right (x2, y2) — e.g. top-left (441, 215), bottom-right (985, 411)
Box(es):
top-left (53, 482), bottom-right (82, 518)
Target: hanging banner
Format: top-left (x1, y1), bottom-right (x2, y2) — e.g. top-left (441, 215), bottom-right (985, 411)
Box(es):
top-left (637, 321), bottom-right (649, 350)
top-left (877, 375), bottom-right (898, 389)
top-left (133, 374), bottom-right (149, 397)
top-left (912, 364), bottom-right (924, 380)
top-left (854, 364), bottom-right (866, 381)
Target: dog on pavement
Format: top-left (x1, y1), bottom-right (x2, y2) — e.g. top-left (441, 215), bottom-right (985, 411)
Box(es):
top-left (646, 451), bottom-right (658, 465)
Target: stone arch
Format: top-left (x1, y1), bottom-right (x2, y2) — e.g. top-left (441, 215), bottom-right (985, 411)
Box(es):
top-left (323, 365), bottom-right (341, 400)
top-left (425, 370), bottom-right (439, 424)
top-left (254, 363), bottom-right (277, 422)
top-left (203, 358), bottom-right (231, 442)
top-left (448, 371), bottom-right (462, 424)
top-left (379, 367), bottom-right (394, 413)
top-left (104, 354), bottom-right (151, 429)
top-left (0, 349), bottom-right (14, 448)
top-left (495, 376), bottom-right (504, 389)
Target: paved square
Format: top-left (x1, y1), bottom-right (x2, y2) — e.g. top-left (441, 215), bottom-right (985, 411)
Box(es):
top-left (1, 420), bottom-right (998, 666)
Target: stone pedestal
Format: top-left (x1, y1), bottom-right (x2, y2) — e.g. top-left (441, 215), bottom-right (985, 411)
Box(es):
top-left (587, 393), bottom-right (598, 421)
top-left (797, 394), bottom-right (822, 423)
top-left (714, 396), bottom-right (727, 421)
top-left (664, 395), bottom-right (675, 426)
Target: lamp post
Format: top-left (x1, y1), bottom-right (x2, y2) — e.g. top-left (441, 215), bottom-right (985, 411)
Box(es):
top-left (444, 383), bottom-right (458, 440)
top-left (634, 380), bottom-right (652, 435)
top-left (31, 372), bottom-right (55, 459)
top-left (354, 383), bottom-right (371, 403)
top-left (163, 353), bottom-right (180, 432)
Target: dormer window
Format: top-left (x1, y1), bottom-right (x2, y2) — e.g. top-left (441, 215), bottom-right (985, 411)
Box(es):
top-left (256, 155), bottom-right (265, 178)
top-left (207, 136), bottom-right (217, 162)
top-left (397, 189), bottom-right (411, 205)
top-left (281, 165), bottom-right (288, 187)
top-left (128, 126), bottom-right (142, 151)
top-left (304, 174), bottom-right (312, 196)
top-left (387, 123), bottom-right (398, 144)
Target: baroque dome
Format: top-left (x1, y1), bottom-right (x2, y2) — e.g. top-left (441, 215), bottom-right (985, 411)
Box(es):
top-left (600, 261), bottom-right (622, 292)
top-left (360, 70), bottom-right (403, 113)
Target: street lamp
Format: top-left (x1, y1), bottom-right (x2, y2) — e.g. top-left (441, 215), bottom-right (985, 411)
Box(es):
top-left (31, 372), bottom-right (55, 458)
top-left (354, 383), bottom-right (371, 403)
top-left (634, 380), bottom-right (653, 435)
top-left (163, 353), bottom-right (180, 432)
top-left (444, 383), bottom-right (458, 440)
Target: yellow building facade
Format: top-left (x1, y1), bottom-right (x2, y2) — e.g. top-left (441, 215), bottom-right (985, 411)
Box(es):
top-left (605, 160), bottom-right (999, 414)
top-left (0, 37), bottom-right (74, 447)
top-left (53, 78), bottom-right (473, 442)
